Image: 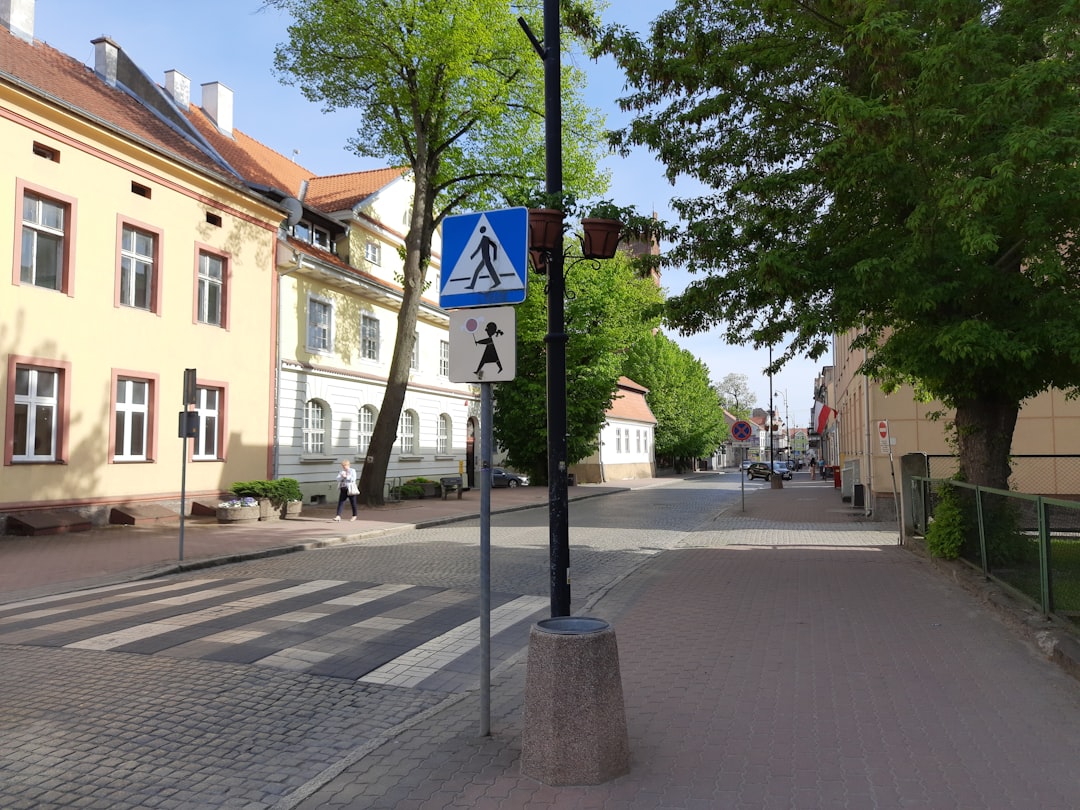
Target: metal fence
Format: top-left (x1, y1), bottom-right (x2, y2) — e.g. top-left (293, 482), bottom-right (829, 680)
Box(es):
top-left (912, 477), bottom-right (1080, 623)
top-left (926, 455), bottom-right (1080, 497)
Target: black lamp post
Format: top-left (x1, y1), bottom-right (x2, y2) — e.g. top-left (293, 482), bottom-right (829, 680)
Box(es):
top-left (518, 1), bottom-right (569, 617)
top-left (521, 3), bottom-right (622, 617)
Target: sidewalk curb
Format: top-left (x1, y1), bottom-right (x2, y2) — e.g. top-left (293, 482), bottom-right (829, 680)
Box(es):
top-left (100, 486), bottom-right (633, 590)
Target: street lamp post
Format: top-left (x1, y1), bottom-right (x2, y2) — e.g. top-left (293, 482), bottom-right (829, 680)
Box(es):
top-left (520, 1), bottom-right (569, 617)
top-left (521, 3), bottom-right (623, 616)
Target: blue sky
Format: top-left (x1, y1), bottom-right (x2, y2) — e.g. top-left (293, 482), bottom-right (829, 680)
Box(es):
top-left (33, 0), bottom-right (824, 424)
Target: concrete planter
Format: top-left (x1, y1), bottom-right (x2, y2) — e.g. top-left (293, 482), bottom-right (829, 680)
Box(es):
top-left (281, 500), bottom-right (302, 519)
top-left (216, 505), bottom-right (260, 524)
top-left (258, 498), bottom-right (279, 521)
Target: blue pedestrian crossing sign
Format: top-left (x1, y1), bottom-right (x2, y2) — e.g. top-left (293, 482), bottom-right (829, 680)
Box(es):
top-left (439, 208), bottom-right (528, 309)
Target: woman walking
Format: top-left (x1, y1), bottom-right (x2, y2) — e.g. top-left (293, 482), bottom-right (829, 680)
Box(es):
top-left (334, 459), bottom-right (358, 521)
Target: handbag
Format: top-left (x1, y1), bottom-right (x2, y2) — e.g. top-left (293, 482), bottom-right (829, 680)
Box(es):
top-left (346, 481), bottom-right (360, 496)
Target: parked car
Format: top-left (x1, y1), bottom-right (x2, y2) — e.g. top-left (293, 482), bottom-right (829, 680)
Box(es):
top-left (746, 462), bottom-right (772, 481)
top-left (740, 459), bottom-right (754, 471)
top-left (746, 461), bottom-right (793, 481)
top-left (491, 468), bottom-right (529, 488)
top-left (771, 461), bottom-right (793, 480)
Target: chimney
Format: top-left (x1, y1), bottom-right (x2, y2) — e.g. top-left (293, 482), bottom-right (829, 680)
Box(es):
top-left (201, 81), bottom-right (233, 136)
top-left (0, 0), bottom-right (34, 42)
top-left (164, 69), bottom-right (190, 108)
top-left (92, 36), bottom-right (119, 87)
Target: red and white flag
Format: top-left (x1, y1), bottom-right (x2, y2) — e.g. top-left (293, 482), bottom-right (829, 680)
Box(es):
top-left (814, 401), bottom-right (836, 434)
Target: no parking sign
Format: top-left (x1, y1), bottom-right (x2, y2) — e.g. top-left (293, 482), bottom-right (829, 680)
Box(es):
top-left (731, 419), bottom-right (753, 445)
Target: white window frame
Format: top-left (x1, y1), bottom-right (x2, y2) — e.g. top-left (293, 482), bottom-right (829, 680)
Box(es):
top-left (439, 340), bottom-right (450, 377)
top-left (364, 241), bottom-right (382, 265)
top-left (12, 366), bottom-right (58, 462)
top-left (398, 409), bottom-right (417, 455)
top-left (437, 413), bottom-right (451, 454)
top-left (193, 386), bottom-right (221, 460)
top-left (197, 251), bottom-right (225, 326)
top-left (312, 225), bottom-right (331, 250)
top-left (359, 405), bottom-right (377, 456)
top-left (114, 378), bottom-right (150, 461)
top-left (303, 399), bottom-right (327, 455)
top-left (21, 192), bottom-right (66, 290)
top-left (120, 224), bottom-right (155, 310)
top-left (361, 313), bottom-right (380, 361)
top-left (411, 331), bottom-right (420, 370)
top-left (307, 296), bottom-right (333, 353)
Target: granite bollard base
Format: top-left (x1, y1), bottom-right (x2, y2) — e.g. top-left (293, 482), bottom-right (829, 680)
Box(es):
top-left (520, 617), bottom-right (630, 786)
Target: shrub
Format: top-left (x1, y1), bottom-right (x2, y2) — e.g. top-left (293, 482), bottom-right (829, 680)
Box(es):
top-left (229, 478), bottom-right (302, 505)
top-left (926, 484), bottom-right (966, 560)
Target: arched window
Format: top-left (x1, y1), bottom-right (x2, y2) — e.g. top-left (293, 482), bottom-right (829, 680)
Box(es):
top-left (397, 409), bottom-right (417, 454)
top-left (359, 405), bottom-right (377, 455)
top-left (303, 399), bottom-right (327, 454)
top-left (437, 413), bottom-right (451, 454)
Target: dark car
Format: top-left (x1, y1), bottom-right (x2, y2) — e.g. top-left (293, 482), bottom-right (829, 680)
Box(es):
top-left (771, 461), bottom-right (793, 480)
top-left (491, 467), bottom-right (529, 488)
top-left (746, 462), bottom-right (772, 481)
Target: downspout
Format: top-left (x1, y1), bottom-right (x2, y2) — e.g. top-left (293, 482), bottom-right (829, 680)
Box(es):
top-left (273, 247), bottom-right (303, 479)
top-left (864, 347), bottom-right (873, 516)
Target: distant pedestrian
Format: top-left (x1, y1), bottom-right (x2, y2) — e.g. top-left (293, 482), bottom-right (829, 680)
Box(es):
top-left (334, 459), bottom-right (358, 522)
top-left (808, 455), bottom-right (816, 479)
top-left (818, 458), bottom-right (827, 480)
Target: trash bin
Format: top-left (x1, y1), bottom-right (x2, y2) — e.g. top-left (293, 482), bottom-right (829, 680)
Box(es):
top-left (833, 466), bottom-right (841, 488)
top-left (520, 617), bottom-right (629, 785)
top-left (567, 473), bottom-right (576, 486)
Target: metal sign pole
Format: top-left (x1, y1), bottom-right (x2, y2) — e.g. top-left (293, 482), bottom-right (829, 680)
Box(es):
top-left (179, 434), bottom-right (188, 561)
top-left (178, 368), bottom-right (197, 562)
top-left (480, 382), bottom-right (493, 736)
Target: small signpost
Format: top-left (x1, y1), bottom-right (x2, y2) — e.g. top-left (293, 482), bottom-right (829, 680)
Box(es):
top-left (178, 368), bottom-right (198, 562)
top-left (731, 420), bottom-right (753, 511)
top-left (877, 419), bottom-right (903, 545)
top-left (440, 209), bottom-right (525, 737)
top-left (878, 419), bottom-right (891, 456)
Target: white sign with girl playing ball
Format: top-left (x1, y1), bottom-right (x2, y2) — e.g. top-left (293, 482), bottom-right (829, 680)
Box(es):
top-left (448, 307), bottom-right (517, 384)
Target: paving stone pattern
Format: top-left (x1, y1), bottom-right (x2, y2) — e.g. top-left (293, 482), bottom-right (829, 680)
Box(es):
top-left (4, 476), bottom-right (1080, 809)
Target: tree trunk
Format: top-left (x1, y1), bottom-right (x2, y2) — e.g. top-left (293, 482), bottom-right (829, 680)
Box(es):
top-left (358, 169), bottom-right (436, 506)
top-left (952, 393), bottom-right (1019, 490)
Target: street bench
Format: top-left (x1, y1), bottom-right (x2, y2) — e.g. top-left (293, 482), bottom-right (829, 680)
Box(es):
top-left (440, 476), bottom-right (463, 500)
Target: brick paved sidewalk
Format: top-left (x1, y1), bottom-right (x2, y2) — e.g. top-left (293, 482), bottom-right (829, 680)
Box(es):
top-left (289, 479), bottom-right (1080, 810)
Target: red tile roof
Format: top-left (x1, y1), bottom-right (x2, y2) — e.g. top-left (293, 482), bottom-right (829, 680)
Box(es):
top-left (607, 377), bottom-right (656, 424)
top-left (183, 105), bottom-right (407, 215)
top-left (306, 167), bottom-right (408, 212)
top-left (185, 104), bottom-right (312, 197)
top-left (1, 30), bottom-right (241, 187)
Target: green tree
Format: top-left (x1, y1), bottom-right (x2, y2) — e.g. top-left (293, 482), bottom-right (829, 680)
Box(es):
top-left (493, 248), bottom-right (664, 483)
top-left (581, 0), bottom-right (1080, 489)
top-left (714, 372), bottom-right (755, 418)
top-left (623, 332), bottom-right (726, 468)
top-left (268, 0), bottom-right (608, 504)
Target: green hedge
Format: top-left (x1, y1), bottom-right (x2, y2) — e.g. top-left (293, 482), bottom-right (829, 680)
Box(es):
top-left (229, 478), bottom-right (302, 505)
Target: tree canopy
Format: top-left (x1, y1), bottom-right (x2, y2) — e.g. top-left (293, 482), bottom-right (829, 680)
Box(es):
top-left (268, 0), bottom-right (608, 503)
top-left (623, 332), bottom-right (727, 466)
top-left (714, 372), bottom-right (756, 417)
top-left (584, 0), bottom-right (1080, 488)
top-left (492, 247), bottom-right (664, 483)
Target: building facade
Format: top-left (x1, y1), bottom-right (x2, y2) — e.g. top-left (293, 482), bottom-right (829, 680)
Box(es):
top-left (571, 377), bottom-right (656, 483)
top-left (1, 1), bottom-right (478, 530)
top-left (1, 14), bottom-right (282, 528)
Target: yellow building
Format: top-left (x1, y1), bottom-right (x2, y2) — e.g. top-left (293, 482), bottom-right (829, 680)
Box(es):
top-left (1, 15), bottom-right (282, 527)
top-left (175, 77), bottom-right (479, 504)
top-left (825, 328), bottom-right (1080, 523)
